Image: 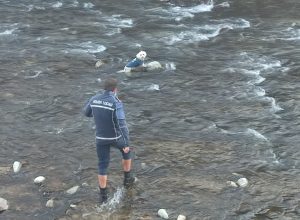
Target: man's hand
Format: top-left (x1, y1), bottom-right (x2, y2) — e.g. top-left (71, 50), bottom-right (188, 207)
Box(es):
top-left (123, 147), bottom-right (130, 153)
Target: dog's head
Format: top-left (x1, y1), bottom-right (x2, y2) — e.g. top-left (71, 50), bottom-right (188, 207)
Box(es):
top-left (136, 51), bottom-right (147, 61)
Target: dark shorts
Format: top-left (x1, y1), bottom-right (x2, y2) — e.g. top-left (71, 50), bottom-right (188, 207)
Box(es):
top-left (96, 138), bottom-right (131, 175)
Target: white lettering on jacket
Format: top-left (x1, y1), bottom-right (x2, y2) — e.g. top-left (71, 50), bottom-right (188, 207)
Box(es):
top-left (93, 100), bottom-right (113, 107)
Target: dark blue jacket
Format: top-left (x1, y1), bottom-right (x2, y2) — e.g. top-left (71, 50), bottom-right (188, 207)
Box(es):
top-left (83, 91), bottom-right (129, 146)
top-left (125, 58), bottom-right (144, 68)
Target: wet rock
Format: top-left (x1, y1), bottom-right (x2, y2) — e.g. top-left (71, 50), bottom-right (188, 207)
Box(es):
top-left (46, 199), bottom-right (54, 208)
top-left (145, 61), bottom-right (162, 71)
top-left (158, 209), bottom-right (169, 219)
top-left (177, 214), bottom-right (186, 220)
top-left (66, 185), bottom-right (79, 195)
top-left (95, 60), bottom-right (104, 68)
top-left (236, 202), bottom-right (252, 214)
top-left (34, 176), bottom-right (46, 184)
top-left (237, 178), bottom-right (249, 187)
top-left (70, 204), bottom-right (77, 209)
top-left (13, 161), bottom-right (22, 173)
top-left (226, 181), bottom-right (238, 187)
top-left (0, 197), bottom-right (9, 211)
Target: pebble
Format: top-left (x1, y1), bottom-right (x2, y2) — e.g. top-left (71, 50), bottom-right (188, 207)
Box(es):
top-left (157, 209), bottom-right (169, 219)
top-left (13, 161), bottom-right (22, 173)
top-left (66, 185), bottom-right (80, 195)
top-left (177, 215), bottom-right (186, 220)
top-left (237, 178), bottom-right (249, 187)
top-left (46, 199), bottom-right (54, 208)
top-left (0, 197), bottom-right (9, 211)
top-left (34, 176), bottom-right (46, 184)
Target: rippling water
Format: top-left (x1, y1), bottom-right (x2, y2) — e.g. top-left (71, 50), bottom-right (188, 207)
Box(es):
top-left (1, 0), bottom-right (300, 219)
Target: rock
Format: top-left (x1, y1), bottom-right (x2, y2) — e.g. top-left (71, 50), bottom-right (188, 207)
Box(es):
top-left (46, 199), bottom-right (54, 208)
top-left (237, 178), bottom-right (249, 187)
top-left (157, 209), bottom-right (169, 219)
top-left (236, 202), bottom-right (252, 214)
top-left (34, 176), bottom-right (46, 184)
top-left (70, 204), bottom-right (77, 208)
top-left (226, 181), bottom-right (238, 187)
top-left (95, 60), bottom-right (104, 68)
top-left (66, 185), bottom-right (79, 195)
top-left (13, 161), bottom-right (22, 173)
top-left (0, 197), bottom-right (9, 211)
top-left (146, 61), bottom-right (162, 71)
top-left (177, 215), bottom-right (186, 220)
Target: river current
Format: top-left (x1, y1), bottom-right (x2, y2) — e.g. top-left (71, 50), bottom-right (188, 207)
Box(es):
top-left (1, 0), bottom-right (300, 219)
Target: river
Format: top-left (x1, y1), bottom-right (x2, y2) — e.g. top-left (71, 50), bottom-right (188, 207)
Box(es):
top-left (1, 0), bottom-right (300, 219)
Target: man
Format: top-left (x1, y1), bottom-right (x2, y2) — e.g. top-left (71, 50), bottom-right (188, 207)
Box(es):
top-left (83, 78), bottom-right (135, 204)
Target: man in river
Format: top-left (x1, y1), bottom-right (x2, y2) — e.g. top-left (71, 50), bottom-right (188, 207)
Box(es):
top-left (83, 78), bottom-right (135, 204)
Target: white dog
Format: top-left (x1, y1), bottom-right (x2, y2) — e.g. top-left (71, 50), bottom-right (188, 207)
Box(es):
top-left (124, 51), bottom-right (147, 73)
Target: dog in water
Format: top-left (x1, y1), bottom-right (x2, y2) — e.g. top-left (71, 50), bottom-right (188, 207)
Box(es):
top-left (124, 51), bottom-right (147, 73)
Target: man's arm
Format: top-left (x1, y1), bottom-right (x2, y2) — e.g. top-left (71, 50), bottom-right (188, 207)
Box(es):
top-left (116, 102), bottom-right (130, 146)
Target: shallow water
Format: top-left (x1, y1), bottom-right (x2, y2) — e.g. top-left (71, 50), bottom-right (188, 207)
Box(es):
top-left (1, 0), bottom-right (300, 219)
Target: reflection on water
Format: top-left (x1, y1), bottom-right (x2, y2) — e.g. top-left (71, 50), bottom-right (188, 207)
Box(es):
top-left (1, 0), bottom-right (300, 219)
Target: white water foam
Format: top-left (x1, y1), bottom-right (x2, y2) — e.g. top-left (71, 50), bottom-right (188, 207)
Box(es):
top-left (253, 86), bottom-right (266, 97)
top-left (216, 2), bottom-right (230, 8)
top-left (52, 2), bottom-right (63, 8)
top-left (105, 15), bottom-right (133, 28)
top-left (165, 62), bottom-right (176, 70)
top-left (97, 187), bottom-right (124, 212)
top-left (146, 0), bottom-right (214, 21)
top-left (263, 97), bottom-right (283, 113)
top-left (147, 84), bottom-right (160, 91)
top-left (0, 28), bottom-right (17, 36)
top-left (24, 71), bottom-right (42, 79)
top-left (245, 128), bottom-right (268, 141)
top-left (26, 5), bottom-right (46, 11)
top-left (171, 1), bottom-right (214, 21)
top-left (66, 42), bottom-right (106, 54)
top-left (165, 18), bottom-right (250, 45)
top-left (83, 2), bottom-right (94, 9)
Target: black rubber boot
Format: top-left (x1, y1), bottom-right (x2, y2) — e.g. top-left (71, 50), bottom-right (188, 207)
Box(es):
top-left (124, 171), bottom-right (135, 188)
top-left (99, 187), bottom-right (108, 204)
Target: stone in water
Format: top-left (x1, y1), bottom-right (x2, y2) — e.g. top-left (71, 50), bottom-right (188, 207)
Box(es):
top-left (13, 161), bottom-right (22, 173)
top-left (158, 209), bottom-right (169, 219)
top-left (177, 215), bottom-right (186, 220)
top-left (46, 199), bottom-right (54, 208)
top-left (237, 178), bottom-right (248, 187)
top-left (66, 185), bottom-right (79, 195)
top-left (34, 176), bottom-right (45, 184)
top-left (0, 198), bottom-right (9, 211)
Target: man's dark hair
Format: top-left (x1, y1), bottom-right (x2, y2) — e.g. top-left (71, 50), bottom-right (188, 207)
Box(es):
top-left (104, 78), bottom-right (118, 91)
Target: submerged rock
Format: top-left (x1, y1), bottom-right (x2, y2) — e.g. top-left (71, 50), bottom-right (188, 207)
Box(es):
top-left (177, 215), bottom-right (186, 220)
top-left (13, 161), bottom-right (22, 173)
top-left (34, 176), bottom-right (45, 184)
top-left (0, 197), bottom-right (9, 211)
top-left (158, 209), bottom-right (169, 219)
top-left (237, 178), bottom-right (249, 187)
top-left (66, 185), bottom-right (80, 195)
